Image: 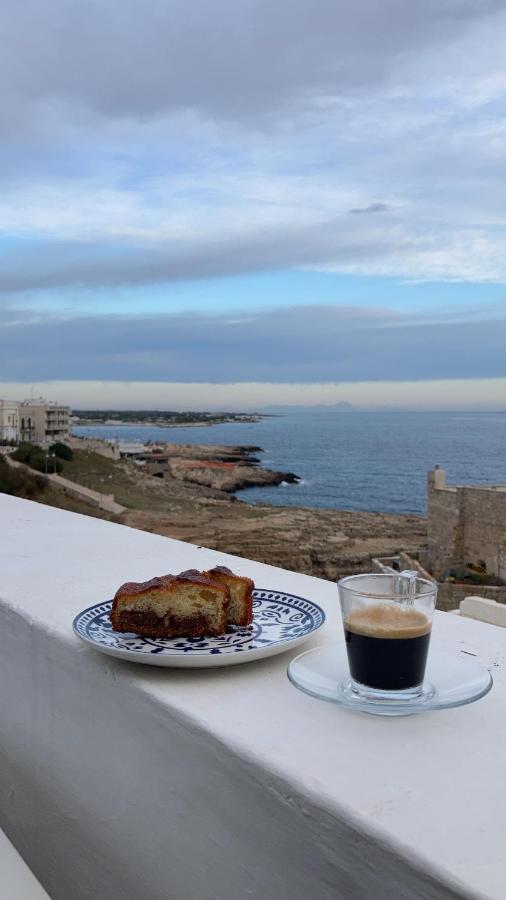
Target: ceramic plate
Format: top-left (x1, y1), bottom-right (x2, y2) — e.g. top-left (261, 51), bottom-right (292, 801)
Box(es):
top-left (73, 589), bottom-right (325, 668)
top-left (288, 642), bottom-right (493, 716)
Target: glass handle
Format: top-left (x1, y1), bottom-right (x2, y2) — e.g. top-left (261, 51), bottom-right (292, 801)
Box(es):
top-left (397, 570), bottom-right (418, 606)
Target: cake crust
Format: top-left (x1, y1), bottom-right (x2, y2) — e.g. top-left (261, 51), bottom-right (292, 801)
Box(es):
top-left (111, 572), bottom-right (230, 638)
top-left (203, 566), bottom-right (254, 627)
top-left (114, 571), bottom-right (224, 600)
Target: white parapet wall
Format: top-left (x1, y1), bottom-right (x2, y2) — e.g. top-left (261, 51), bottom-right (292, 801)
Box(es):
top-left (459, 596), bottom-right (506, 628)
top-left (1, 494), bottom-right (506, 900)
top-left (0, 829), bottom-right (50, 899)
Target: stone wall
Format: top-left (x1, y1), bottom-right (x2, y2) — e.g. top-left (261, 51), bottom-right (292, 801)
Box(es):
top-left (423, 467), bottom-right (462, 578)
top-left (423, 467), bottom-right (506, 582)
top-left (460, 487), bottom-right (506, 582)
top-left (372, 551), bottom-right (506, 612)
top-left (68, 437), bottom-right (120, 460)
top-left (436, 581), bottom-right (506, 612)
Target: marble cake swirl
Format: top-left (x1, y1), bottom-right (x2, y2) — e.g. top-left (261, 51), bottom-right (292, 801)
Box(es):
top-left (110, 567), bottom-right (254, 638)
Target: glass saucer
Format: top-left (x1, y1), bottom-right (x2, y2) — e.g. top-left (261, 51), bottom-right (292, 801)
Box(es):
top-left (287, 642), bottom-right (493, 716)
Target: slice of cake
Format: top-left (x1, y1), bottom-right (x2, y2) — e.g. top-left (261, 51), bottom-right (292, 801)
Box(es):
top-left (203, 566), bottom-right (254, 627)
top-left (110, 571), bottom-right (230, 638)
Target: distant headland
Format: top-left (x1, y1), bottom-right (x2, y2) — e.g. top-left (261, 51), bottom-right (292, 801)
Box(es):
top-left (72, 409), bottom-right (265, 427)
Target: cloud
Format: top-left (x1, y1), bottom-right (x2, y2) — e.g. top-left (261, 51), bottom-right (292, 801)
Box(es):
top-left (349, 203), bottom-right (390, 215)
top-left (1, 1), bottom-right (506, 290)
top-left (1, 303), bottom-right (505, 383)
top-left (0, 1), bottom-right (500, 131)
top-left (0, 218), bottom-right (410, 291)
top-left (3, 210), bottom-right (506, 292)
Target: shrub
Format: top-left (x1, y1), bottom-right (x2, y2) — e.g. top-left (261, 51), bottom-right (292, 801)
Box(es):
top-left (49, 442), bottom-right (74, 461)
top-left (12, 442), bottom-right (63, 474)
top-left (12, 442), bottom-right (34, 464)
top-left (0, 456), bottom-right (47, 498)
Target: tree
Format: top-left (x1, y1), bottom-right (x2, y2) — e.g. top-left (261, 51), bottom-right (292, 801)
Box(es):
top-left (49, 442), bottom-right (74, 461)
top-left (12, 442), bottom-right (63, 474)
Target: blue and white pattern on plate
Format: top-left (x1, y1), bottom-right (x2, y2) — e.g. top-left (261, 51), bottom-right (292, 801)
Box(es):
top-left (72, 590), bottom-right (326, 668)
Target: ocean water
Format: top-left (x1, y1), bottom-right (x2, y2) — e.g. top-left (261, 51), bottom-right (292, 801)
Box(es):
top-left (73, 411), bottom-right (506, 516)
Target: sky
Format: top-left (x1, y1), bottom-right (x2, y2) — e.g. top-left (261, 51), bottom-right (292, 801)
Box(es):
top-left (1, 0), bottom-right (506, 410)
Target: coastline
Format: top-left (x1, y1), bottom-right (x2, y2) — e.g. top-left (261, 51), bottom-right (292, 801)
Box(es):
top-left (71, 410), bottom-right (506, 518)
top-left (38, 436), bottom-right (428, 581)
top-left (72, 415), bottom-right (265, 428)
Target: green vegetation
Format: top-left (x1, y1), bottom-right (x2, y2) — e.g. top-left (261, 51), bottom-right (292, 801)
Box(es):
top-left (0, 455), bottom-right (47, 498)
top-left (444, 565), bottom-right (505, 587)
top-left (60, 448), bottom-right (172, 510)
top-left (0, 453), bottom-right (118, 520)
top-left (73, 409), bottom-right (258, 424)
top-left (49, 442), bottom-right (74, 461)
top-left (12, 442), bottom-right (63, 474)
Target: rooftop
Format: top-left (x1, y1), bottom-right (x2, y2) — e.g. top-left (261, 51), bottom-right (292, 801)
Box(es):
top-left (19, 398), bottom-right (69, 408)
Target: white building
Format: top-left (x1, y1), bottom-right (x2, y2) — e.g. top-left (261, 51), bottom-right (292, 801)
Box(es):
top-left (0, 400), bottom-right (20, 442)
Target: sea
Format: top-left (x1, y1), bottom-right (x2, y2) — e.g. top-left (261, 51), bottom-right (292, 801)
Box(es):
top-left (73, 411), bottom-right (506, 516)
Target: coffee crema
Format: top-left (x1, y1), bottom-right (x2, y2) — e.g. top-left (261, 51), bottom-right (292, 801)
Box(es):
top-left (344, 603), bottom-right (431, 692)
top-left (345, 603), bottom-right (431, 640)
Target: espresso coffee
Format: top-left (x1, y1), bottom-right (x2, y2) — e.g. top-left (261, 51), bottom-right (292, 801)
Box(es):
top-left (344, 603), bottom-right (431, 691)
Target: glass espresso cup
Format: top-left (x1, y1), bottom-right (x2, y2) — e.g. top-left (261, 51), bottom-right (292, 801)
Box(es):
top-left (338, 571), bottom-right (437, 702)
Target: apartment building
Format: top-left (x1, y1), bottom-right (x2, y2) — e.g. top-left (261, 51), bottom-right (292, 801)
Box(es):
top-left (0, 400), bottom-right (20, 441)
top-left (18, 399), bottom-right (70, 444)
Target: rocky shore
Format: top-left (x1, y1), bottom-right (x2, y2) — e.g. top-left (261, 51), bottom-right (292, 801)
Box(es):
top-left (143, 443), bottom-right (299, 492)
top-left (45, 441), bottom-right (428, 582)
top-left (125, 503), bottom-right (426, 582)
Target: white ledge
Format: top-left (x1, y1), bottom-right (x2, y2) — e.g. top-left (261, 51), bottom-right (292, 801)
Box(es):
top-left (0, 829), bottom-right (50, 899)
top-left (1, 495), bottom-right (505, 900)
